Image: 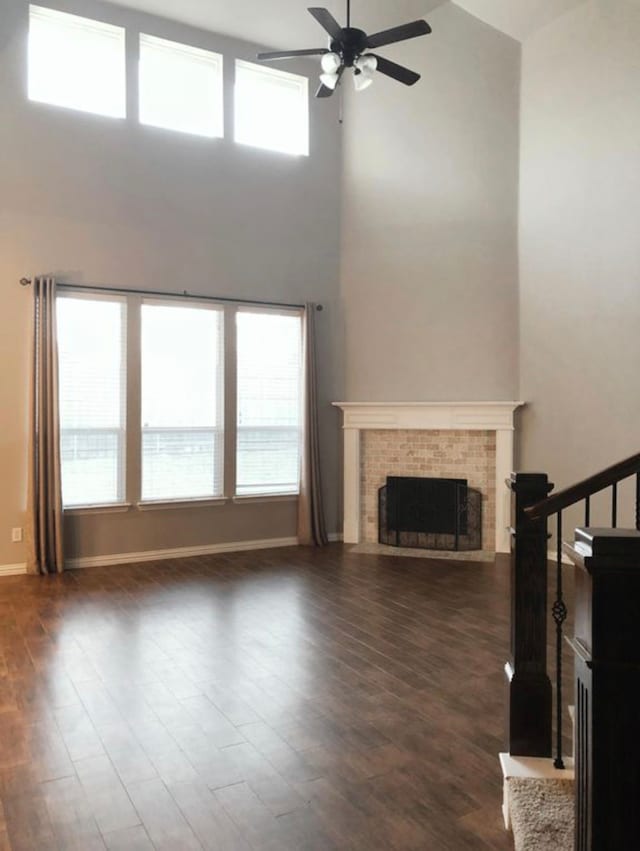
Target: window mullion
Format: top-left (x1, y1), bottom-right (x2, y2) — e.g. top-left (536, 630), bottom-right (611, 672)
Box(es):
top-left (126, 296), bottom-right (142, 505)
top-left (223, 305), bottom-right (237, 499)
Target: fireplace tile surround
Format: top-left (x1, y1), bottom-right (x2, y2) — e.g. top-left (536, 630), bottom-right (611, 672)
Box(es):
top-left (363, 430), bottom-right (495, 549)
top-left (333, 402), bottom-right (524, 554)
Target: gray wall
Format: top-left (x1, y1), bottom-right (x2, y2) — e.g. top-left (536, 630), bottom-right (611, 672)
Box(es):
top-left (519, 0), bottom-right (640, 529)
top-left (341, 2), bottom-right (521, 402)
top-left (0, 0), bottom-right (343, 564)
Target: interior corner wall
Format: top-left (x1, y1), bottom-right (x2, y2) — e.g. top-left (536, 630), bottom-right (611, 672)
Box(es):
top-left (518, 0), bottom-right (640, 528)
top-left (340, 2), bottom-right (521, 403)
top-left (0, 0), bottom-right (343, 565)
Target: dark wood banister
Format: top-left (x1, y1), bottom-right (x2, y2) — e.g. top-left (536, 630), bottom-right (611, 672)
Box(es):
top-left (524, 452), bottom-right (640, 521)
top-left (508, 452), bottom-right (640, 844)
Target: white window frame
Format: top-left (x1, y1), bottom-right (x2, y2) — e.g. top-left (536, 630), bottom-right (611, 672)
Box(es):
top-left (235, 305), bottom-right (304, 498)
top-left (58, 295), bottom-right (305, 512)
top-left (57, 290), bottom-right (128, 509)
top-left (28, 4), bottom-right (126, 119)
top-left (139, 297), bottom-right (225, 504)
top-left (234, 59), bottom-right (310, 157)
top-left (138, 33), bottom-right (224, 138)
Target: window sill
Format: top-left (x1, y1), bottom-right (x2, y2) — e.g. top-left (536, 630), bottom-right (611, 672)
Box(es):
top-left (64, 503), bottom-right (131, 516)
top-left (137, 497), bottom-right (227, 511)
top-left (232, 493), bottom-right (299, 504)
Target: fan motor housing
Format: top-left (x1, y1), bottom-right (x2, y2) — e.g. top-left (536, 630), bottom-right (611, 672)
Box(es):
top-left (331, 27), bottom-right (368, 67)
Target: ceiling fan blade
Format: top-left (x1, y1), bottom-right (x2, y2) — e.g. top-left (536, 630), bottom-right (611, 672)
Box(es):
top-left (257, 48), bottom-right (329, 61)
top-left (369, 54), bottom-right (420, 86)
top-left (316, 83), bottom-right (334, 98)
top-left (366, 20), bottom-right (431, 49)
top-left (308, 7), bottom-right (343, 40)
top-left (315, 65), bottom-right (344, 98)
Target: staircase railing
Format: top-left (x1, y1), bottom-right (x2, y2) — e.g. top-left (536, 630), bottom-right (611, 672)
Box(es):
top-left (507, 452), bottom-right (640, 850)
top-left (519, 451), bottom-right (640, 769)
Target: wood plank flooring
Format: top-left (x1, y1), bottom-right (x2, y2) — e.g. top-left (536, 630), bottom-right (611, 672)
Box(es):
top-left (0, 545), bottom-right (516, 850)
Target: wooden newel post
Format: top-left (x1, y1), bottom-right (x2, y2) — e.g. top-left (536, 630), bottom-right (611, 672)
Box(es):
top-left (566, 528), bottom-right (640, 851)
top-left (506, 472), bottom-right (553, 756)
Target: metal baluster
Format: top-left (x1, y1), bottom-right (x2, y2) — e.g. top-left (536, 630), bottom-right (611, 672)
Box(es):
top-left (612, 483), bottom-right (618, 528)
top-left (553, 511), bottom-right (567, 770)
top-left (585, 496), bottom-right (591, 527)
top-left (637, 474), bottom-right (640, 531)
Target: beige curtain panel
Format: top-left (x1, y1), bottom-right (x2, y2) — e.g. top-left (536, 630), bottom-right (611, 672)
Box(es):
top-left (297, 303), bottom-right (328, 546)
top-left (29, 276), bottom-right (64, 574)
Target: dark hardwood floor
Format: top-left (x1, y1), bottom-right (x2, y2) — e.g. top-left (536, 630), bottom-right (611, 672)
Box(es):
top-left (0, 545), bottom-right (515, 850)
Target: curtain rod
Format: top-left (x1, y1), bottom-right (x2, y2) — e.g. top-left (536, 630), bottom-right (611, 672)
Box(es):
top-left (19, 278), bottom-right (323, 311)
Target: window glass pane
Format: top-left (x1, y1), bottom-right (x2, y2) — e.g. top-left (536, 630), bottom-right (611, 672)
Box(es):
top-left (141, 303), bottom-right (224, 500)
top-left (235, 60), bottom-right (309, 156)
top-left (236, 311), bottom-right (302, 495)
top-left (57, 296), bottom-right (127, 506)
top-left (28, 5), bottom-right (126, 118)
top-left (139, 34), bottom-right (223, 137)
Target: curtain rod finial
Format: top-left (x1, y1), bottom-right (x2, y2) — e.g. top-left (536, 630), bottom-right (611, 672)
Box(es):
top-left (20, 278), bottom-right (32, 287)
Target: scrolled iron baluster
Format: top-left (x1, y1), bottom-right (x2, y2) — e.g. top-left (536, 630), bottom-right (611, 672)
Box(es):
top-left (553, 511), bottom-right (567, 770)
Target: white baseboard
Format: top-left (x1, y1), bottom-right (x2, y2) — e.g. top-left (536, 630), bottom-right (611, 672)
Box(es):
top-left (0, 563), bottom-right (28, 576)
top-left (67, 533), bottom-right (343, 569)
top-left (66, 536), bottom-right (301, 569)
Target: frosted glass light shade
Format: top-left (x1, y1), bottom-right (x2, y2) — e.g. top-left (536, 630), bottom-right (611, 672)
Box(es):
top-left (321, 52), bottom-right (341, 73)
top-left (319, 72), bottom-right (340, 90)
top-left (353, 72), bottom-right (374, 91)
top-left (355, 54), bottom-right (378, 74)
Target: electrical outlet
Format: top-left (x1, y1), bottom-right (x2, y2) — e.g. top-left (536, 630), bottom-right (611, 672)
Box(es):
top-left (11, 527), bottom-right (23, 543)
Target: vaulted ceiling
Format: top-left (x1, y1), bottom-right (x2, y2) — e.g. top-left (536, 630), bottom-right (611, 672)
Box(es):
top-left (101, 1), bottom-right (443, 49)
top-left (102, 0), bottom-right (589, 46)
top-left (452, 0), bottom-right (588, 42)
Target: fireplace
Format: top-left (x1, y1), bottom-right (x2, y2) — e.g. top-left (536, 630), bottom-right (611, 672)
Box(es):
top-left (379, 476), bottom-right (482, 551)
top-left (332, 402), bottom-right (524, 554)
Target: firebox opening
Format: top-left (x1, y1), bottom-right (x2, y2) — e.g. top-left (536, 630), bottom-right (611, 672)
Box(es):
top-left (378, 476), bottom-right (482, 551)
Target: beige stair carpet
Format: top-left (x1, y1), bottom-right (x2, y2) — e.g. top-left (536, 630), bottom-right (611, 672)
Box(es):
top-left (508, 778), bottom-right (574, 851)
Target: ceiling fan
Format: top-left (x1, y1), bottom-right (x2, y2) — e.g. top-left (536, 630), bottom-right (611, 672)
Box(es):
top-left (256, 2), bottom-right (432, 98)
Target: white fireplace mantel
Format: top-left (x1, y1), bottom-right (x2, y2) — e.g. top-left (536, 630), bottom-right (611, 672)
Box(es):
top-left (332, 401), bottom-right (525, 554)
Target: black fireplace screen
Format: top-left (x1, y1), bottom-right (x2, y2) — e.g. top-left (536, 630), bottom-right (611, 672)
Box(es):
top-left (378, 476), bottom-right (482, 551)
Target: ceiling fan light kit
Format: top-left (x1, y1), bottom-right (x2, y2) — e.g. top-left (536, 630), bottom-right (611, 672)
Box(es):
top-left (319, 71), bottom-right (340, 90)
top-left (321, 52), bottom-right (342, 74)
top-left (256, 1), bottom-right (432, 99)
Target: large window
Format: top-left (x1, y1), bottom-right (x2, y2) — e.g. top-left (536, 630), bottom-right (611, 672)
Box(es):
top-left (28, 5), bottom-right (126, 118)
top-left (26, 9), bottom-right (318, 160)
top-left (57, 295), bottom-right (127, 507)
top-left (57, 295), bottom-right (303, 508)
top-left (139, 34), bottom-right (223, 138)
top-left (234, 60), bottom-right (309, 156)
top-left (236, 311), bottom-right (302, 496)
top-left (141, 302), bottom-right (224, 501)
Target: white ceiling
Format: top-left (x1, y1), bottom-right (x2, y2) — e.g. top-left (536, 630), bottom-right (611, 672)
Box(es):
top-left (102, 1), bottom-right (443, 49)
top-left (452, 0), bottom-right (588, 42)
top-left (102, 0), bottom-right (588, 46)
